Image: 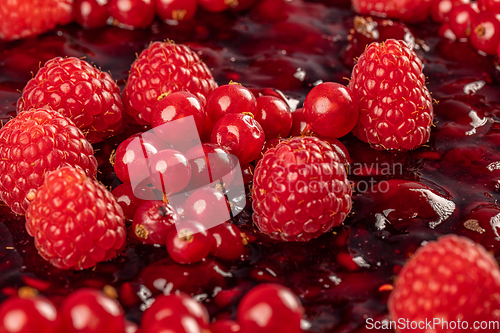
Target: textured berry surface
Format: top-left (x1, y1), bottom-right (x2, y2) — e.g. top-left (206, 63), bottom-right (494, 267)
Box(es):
top-left (351, 0), bottom-right (432, 23)
top-left (0, 0), bottom-right (73, 41)
top-left (123, 41), bottom-right (218, 125)
top-left (0, 108), bottom-right (97, 215)
top-left (348, 39), bottom-right (433, 150)
top-left (26, 166), bottom-right (126, 270)
top-left (389, 235), bottom-right (500, 332)
top-left (237, 283), bottom-right (303, 333)
top-left (252, 136), bottom-right (352, 241)
top-left (60, 289), bottom-right (126, 333)
top-left (17, 57), bottom-right (124, 143)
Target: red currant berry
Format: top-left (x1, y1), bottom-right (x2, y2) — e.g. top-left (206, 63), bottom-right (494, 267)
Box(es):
top-left (125, 321), bottom-right (138, 333)
top-left (477, 0), bottom-right (500, 13)
top-left (184, 187), bottom-right (231, 229)
top-left (205, 83), bottom-right (257, 134)
top-left (108, 0), bottom-right (155, 29)
top-left (113, 134), bottom-right (159, 184)
top-left (289, 108), bottom-right (310, 136)
top-left (303, 82), bottom-right (358, 139)
top-left (74, 0), bottom-right (110, 28)
top-left (132, 200), bottom-right (180, 245)
top-left (156, 0), bottom-right (198, 21)
top-left (430, 0), bottom-right (469, 23)
top-left (210, 222), bottom-right (246, 261)
top-left (185, 143), bottom-right (236, 190)
top-left (211, 113), bottom-right (265, 165)
top-left (237, 283), bottom-right (304, 333)
top-left (254, 96), bottom-right (292, 140)
top-left (60, 289), bottom-right (126, 333)
top-left (166, 221), bottom-right (213, 264)
top-left (112, 182), bottom-right (155, 220)
top-left (0, 296), bottom-right (60, 333)
top-left (151, 91), bottom-right (206, 152)
top-left (140, 292), bottom-right (209, 332)
top-left (199, 0), bottom-right (234, 13)
top-left (148, 149), bottom-right (192, 196)
top-left (210, 319), bottom-right (241, 333)
top-left (448, 3), bottom-right (479, 39)
top-left (470, 12), bottom-right (500, 55)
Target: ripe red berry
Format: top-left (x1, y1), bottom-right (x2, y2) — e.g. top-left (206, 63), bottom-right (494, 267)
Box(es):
top-left (184, 143), bottom-right (236, 190)
top-left (113, 133), bottom-right (159, 184)
top-left (123, 41), bottom-right (218, 125)
top-left (17, 57), bottom-right (124, 143)
top-left (237, 283), bottom-right (304, 333)
top-left (0, 0), bottom-right (73, 41)
top-left (211, 113), bottom-right (265, 165)
top-left (303, 82), bottom-right (358, 139)
top-left (150, 91), bottom-right (206, 152)
top-left (210, 320), bottom-right (241, 333)
top-left (351, 0), bottom-right (432, 23)
top-left (108, 0), bottom-right (155, 29)
top-left (60, 289), bottom-right (126, 333)
top-left (448, 3), bottom-right (479, 39)
top-left (166, 221), bottom-right (213, 264)
top-left (430, 0), bottom-right (470, 22)
top-left (0, 296), bottom-right (61, 333)
top-left (26, 166), bottom-right (126, 270)
top-left (252, 136), bottom-right (352, 241)
top-left (205, 83), bottom-right (257, 136)
top-left (156, 0), bottom-right (198, 21)
top-left (183, 187), bottom-right (231, 229)
top-left (289, 107), bottom-right (310, 136)
top-left (388, 235), bottom-right (500, 333)
top-left (470, 12), bottom-right (500, 55)
top-left (74, 0), bottom-right (110, 28)
top-left (348, 39), bottom-right (433, 150)
top-left (148, 149), bottom-right (192, 196)
top-left (254, 96), bottom-right (292, 140)
top-left (140, 292), bottom-right (209, 332)
top-left (210, 222), bottom-right (246, 261)
top-left (0, 108), bottom-right (97, 215)
top-left (132, 200), bottom-right (180, 245)
top-left (477, 0), bottom-right (500, 13)
top-left (112, 182), bottom-right (151, 220)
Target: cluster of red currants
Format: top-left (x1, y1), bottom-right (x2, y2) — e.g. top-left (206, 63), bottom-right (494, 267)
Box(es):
top-left (74, 0), bottom-right (260, 29)
top-left (432, 0), bottom-right (500, 56)
top-left (0, 283), bottom-right (303, 333)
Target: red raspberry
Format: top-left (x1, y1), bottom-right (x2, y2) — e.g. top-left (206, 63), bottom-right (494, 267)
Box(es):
top-left (252, 136), bottom-right (352, 242)
top-left (389, 235), bottom-right (500, 332)
top-left (26, 166), bottom-right (126, 270)
top-left (123, 41), bottom-right (218, 125)
top-left (17, 57), bottom-right (124, 143)
top-left (0, 0), bottom-right (73, 41)
top-left (0, 108), bottom-right (97, 215)
top-left (348, 39), bottom-right (433, 151)
top-left (351, 0), bottom-right (432, 23)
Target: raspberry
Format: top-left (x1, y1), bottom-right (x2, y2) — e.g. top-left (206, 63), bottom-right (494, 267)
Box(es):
top-left (0, 0), bottom-right (73, 41)
top-left (123, 41), bottom-right (218, 125)
top-left (348, 39), bottom-right (433, 151)
top-left (17, 57), bottom-right (124, 143)
top-left (389, 235), bottom-right (500, 332)
top-left (0, 108), bottom-right (97, 215)
top-left (252, 136), bottom-right (352, 242)
top-left (25, 166), bottom-right (126, 270)
top-left (351, 0), bottom-right (432, 23)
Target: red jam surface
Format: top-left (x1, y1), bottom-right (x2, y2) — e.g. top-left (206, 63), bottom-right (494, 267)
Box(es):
top-left (1, 0), bottom-right (500, 332)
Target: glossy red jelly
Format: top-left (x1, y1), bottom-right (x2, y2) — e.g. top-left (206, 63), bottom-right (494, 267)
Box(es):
top-left (1, 0), bottom-right (500, 332)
